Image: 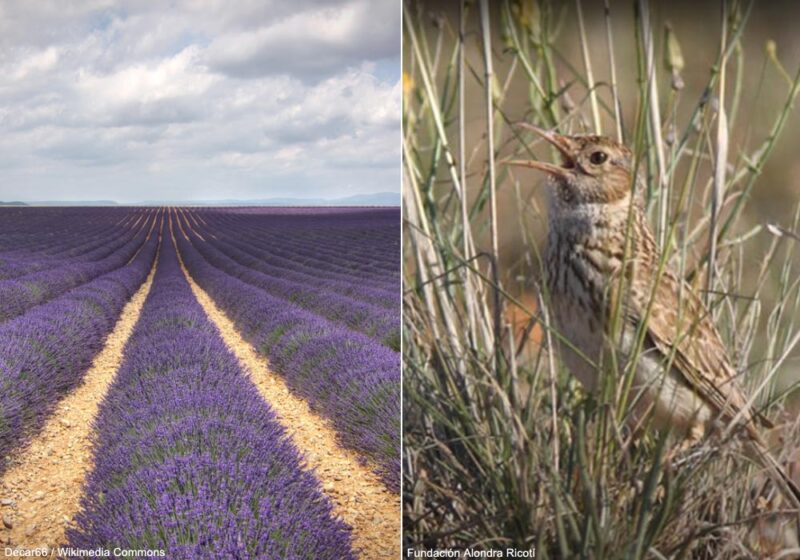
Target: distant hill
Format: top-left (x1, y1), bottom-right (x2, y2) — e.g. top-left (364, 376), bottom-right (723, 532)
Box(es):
top-left (11, 200), bottom-right (119, 206)
top-left (7, 192), bottom-right (400, 207)
top-left (323, 192), bottom-right (399, 206)
top-left (140, 192), bottom-right (400, 207)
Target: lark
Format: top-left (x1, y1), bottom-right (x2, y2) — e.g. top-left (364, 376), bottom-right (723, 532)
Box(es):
top-left (509, 124), bottom-right (800, 509)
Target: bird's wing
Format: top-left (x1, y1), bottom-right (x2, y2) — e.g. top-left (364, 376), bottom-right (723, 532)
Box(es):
top-left (623, 253), bottom-right (769, 435)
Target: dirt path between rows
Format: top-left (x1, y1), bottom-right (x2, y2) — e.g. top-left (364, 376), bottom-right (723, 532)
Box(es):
top-left (175, 242), bottom-right (400, 559)
top-left (0, 257), bottom-right (158, 550)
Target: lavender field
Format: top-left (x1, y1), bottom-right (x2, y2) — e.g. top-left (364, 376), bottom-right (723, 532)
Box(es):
top-left (0, 206), bottom-right (400, 558)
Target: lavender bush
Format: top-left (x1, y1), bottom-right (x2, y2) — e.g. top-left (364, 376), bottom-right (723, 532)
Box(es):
top-left (198, 209), bottom-right (398, 292)
top-left (0, 224), bottom-right (127, 279)
top-left (184, 229), bottom-right (399, 349)
top-left (200, 228), bottom-right (398, 308)
top-left (175, 216), bottom-right (401, 491)
top-left (68, 237), bottom-right (354, 559)
top-left (0, 229), bottom-right (158, 460)
top-left (0, 213), bottom-right (155, 322)
top-left (0, 208), bottom-right (144, 267)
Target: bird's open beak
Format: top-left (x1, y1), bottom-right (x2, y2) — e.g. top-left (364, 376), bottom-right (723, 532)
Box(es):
top-left (505, 123), bottom-right (577, 178)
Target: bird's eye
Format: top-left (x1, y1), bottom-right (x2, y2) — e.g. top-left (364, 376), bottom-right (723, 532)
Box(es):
top-left (589, 151), bottom-right (608, 165)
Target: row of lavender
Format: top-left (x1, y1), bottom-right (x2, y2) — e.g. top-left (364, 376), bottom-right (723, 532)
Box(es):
top-left (184, 209), bottom-right (400, 349)
top-left (0, 207), bottom-right (128, 251)
top-left (0, 219), bottom-right (130, 277)
top-left (196, 208), bottom-right (398, 291)
top-left (181, 213), bottom-right (399, 349)
top-left (0, 220), bottom-right (159, 458)
top-left (0, 212), bottom-right (157, 322)
top-left (0, 208), bottom-right (147, 278)
top-left (68, 234), bottom-right (354, 559)
top-left (187, 212), bottom-right (397, 311)
top-left (174, 208), bottom-right (401, 490)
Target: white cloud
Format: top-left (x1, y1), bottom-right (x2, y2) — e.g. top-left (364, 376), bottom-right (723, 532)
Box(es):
top-left (0, 0), bottom-right (399, 202)
top-left (72, 47), bottom-right (218, 127)
top-left (10, 46), bottom-right (61, 81)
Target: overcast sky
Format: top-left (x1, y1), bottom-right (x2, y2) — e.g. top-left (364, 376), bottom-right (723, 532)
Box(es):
top-left (0, 0), bottom-right (399, 203)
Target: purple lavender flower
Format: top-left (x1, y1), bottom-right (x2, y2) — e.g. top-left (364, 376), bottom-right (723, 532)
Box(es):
top-left (0, 213), bottom-right (156, 322)
top-left (0, 217), bottom-right (159, 459)
top-left (175, 208), bottom-right (400, 491)
top-left (68, 237), bottom-right (354, 559)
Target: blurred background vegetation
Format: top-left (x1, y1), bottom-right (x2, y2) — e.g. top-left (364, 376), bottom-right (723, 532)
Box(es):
top-left (403, 0), bottom-right (800, 557)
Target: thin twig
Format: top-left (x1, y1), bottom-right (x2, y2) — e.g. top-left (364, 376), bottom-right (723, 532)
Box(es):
top-left (459, 0), bottom-right (476, 343)
top-left (638, 0), bottom-right (668, 246)
top-left (479, 0), bottom-right (502, 365)
top-left (576, 0), bottom-right (602, 134)
top-left (604, 0), bottom-right (623, 142)
top-left (707, 0), bottom-right (729, 306)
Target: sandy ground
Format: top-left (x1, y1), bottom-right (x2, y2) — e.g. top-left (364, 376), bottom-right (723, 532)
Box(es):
top-left (174, 235), bottom-right (401, 560)
top-left (0, 256), bottom-right (158, 550)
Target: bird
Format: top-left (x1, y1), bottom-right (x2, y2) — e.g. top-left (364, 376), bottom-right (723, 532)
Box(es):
top-left (506, 124), bottom-right (800, 510)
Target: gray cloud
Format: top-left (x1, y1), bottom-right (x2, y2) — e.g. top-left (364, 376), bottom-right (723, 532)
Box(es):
top-left (0, 0), bottom-right (399, 203)
top-left (203, 1), bottom-right (399, 82)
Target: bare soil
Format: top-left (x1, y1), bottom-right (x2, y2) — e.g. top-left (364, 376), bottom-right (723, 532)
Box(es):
top-left (176, 246), bottom-right (401, 560)
top-left (0, 259), bottom-right (158, 550)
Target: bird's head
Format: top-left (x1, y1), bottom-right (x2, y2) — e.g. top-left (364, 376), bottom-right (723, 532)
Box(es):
top-left (508, 124), bottom-right (636, 207)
